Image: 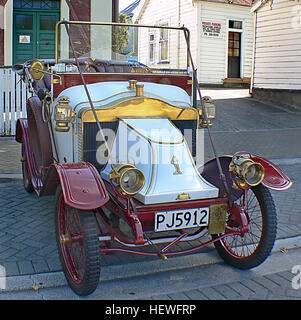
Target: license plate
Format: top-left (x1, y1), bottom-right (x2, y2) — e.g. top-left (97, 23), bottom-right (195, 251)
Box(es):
top-left (155, 207), bottom-right (209, 232)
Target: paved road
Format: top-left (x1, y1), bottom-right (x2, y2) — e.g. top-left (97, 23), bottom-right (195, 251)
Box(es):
top-left (0, 89), bottom-right (300, 300)
top-left (1, 238), bottom-right (301, 300)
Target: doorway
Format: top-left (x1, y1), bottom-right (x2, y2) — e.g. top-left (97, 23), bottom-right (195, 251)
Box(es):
top-left (227, 31), bottom-right (241, 78)
top-left (13, 1), bottom-right (60, 64)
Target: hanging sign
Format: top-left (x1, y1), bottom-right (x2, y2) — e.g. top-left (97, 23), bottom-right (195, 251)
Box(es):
top-left (19, 35), bottom-right (31, 44)
top-left (201, 21), bottom-right (222, 38)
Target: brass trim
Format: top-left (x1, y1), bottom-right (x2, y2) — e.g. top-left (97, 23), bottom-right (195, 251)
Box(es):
top-left (29, 61), bottom-right (44, 81)
top-left (55, 126), bottom-right (70, 132)
top-left (176, 193), bottom-right (190, 200)
top-left (208, 204), bottom-right (228, 235)
top-left (171, 155), bottom-right (182, 175)
top-left (229, 153), bottom-right (265, 187)
top-left (52, 78), bottom-right (61, 84)
top-left (74, 90), bottom-right (192, 113)
top-left (145, 142), bottom-right (156, 195)
top-left (129, 80), bottom-right (137, 89)
top-left (136, 84), bottom-right (144, 97)
top-left (81, 97), bottom-right (199, 123)
top-left (109, 163), bottom-right (145, 195)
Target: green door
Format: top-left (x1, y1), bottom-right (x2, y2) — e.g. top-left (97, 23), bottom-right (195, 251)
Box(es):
top-left (14, 12), bottom-right (36, 64)
top-left (13, 11), bottom-right (59, 64)
top-left (37, 12), bottom-right (59, 59)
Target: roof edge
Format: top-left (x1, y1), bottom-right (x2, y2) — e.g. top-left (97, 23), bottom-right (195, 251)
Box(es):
top-left (201, 0), bottom-right (252, 7)
top-left (251, 0), bottom-right (267, 12)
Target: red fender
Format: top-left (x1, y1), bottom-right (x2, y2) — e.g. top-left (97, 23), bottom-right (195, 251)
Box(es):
top-left (200, 155), bottom-right (292, 193)
top-left (251, 155), bottom-right (293, 191)
top-left (15, 118), bottom-right (25, 143)
top-left (16, 118), bottom-right (43, 193)
top-left (42, 162), bottom-right (109, 210)
top-left (17, 119), bottom-right (109, 209)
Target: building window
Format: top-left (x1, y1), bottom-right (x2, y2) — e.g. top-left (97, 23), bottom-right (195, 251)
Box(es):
top-left (159, 25), bottom-right (169, 62)
top-left (14, 0), bottom-right (60, 9)
top-left (149, 31), bottom-right (155, 63)
top-left (229, 20), bottom-right (242, 30)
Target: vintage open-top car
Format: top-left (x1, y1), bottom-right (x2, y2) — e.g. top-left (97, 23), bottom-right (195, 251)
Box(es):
top-left (14, 21), bottom-right (292, 296)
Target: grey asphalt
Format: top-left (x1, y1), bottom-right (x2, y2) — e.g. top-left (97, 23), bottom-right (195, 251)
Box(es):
top-left (0, 88), bottom-right (301, 300)
top-left (1, 237), bottom-right (301, 300)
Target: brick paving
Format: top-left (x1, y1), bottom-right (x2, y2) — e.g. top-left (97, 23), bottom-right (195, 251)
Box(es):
top-left (149, 270), bottom-right (300, 300)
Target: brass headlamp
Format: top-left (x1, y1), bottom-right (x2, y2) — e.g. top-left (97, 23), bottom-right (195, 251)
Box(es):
top-left (54, 96), bottom-right (74, 132)
top-left (109, 163), bottom-right (145, 196)
top-left (229, 152), bottom-right (265, 188)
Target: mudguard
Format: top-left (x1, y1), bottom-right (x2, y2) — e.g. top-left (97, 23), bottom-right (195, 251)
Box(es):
top-left (15, 118), bottom-right (26, 143)
top-left (251, 155), bottom-right (293, 191)
top-left (200, 155), bottom-right (292, 195)
top-left (16, 97), bottom-right (53, 189)
top-left (41, 162), bottom-right (109, 210)
top-left (17, 118), bottom-right (109, 209)
top-left (199, 156), bottom-right (243, 200)
top-left (16, 118), bottom-right (42, 192)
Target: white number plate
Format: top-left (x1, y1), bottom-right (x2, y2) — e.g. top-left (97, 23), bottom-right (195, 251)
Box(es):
top-left (155, 207), bottom-right (209, 232)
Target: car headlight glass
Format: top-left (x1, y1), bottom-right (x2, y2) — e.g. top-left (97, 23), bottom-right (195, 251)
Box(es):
top-left (110, 164), bottom-right (145, 196)
top-left (243, 162), bottom-right (265, 186)
top-left (120, 168), bottom-right (143, 194)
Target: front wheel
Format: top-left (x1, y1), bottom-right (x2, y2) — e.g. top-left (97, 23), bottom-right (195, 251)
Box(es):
top-left (213, 184), bottom-right (277, 269)
top-left (55, 186), bottom-right (101, 296)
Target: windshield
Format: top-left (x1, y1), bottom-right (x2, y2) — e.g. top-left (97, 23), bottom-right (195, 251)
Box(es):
top-left (55, 21), bottom-right (190, 73)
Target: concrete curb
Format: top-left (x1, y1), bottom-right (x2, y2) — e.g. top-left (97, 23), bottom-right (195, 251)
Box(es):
top-left (1, 235), bottom-right (301, 293)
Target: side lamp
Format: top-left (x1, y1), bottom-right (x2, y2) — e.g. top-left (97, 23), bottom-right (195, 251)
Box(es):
top-left (54, 96), bottom-right (75, 132)
top-left (229, 151), bottom-right (265, 189)
top-left (109, 163), bottom-right (145, 196)
top-left (199, 96), bottom-right (216, 128)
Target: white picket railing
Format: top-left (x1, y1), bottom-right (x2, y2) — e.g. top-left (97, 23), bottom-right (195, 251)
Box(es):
top-left (0, 66), bottom-right (30, 136)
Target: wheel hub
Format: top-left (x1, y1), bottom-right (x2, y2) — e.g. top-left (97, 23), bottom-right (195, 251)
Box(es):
top-left (228, 203), bottom-right (249, 235)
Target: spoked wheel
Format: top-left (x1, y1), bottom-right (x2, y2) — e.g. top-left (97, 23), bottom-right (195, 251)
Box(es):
top-left (21, 141), bottom-right (34, 193)
top-left (55, 186), bottom-right (100, 296)
top-left (213, 184), bottom-right (277, 269)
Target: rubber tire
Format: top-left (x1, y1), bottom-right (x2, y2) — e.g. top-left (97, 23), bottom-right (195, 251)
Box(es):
top-left (21, 141), bottom-right (34, 193)
top-left (55, 186), bottom-right (101, 296)
top-left (213, 184), bottom-right (277, 270)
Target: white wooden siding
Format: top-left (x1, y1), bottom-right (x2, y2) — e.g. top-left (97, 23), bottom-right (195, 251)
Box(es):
top-left (198, 1), bottom-right (254, 84)
top-left (137, 0), bottom-right (254, 85)
top-left (253, 0), bottom-right (301, 90)
top-left (137, 0), bottom-right (197, 69)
